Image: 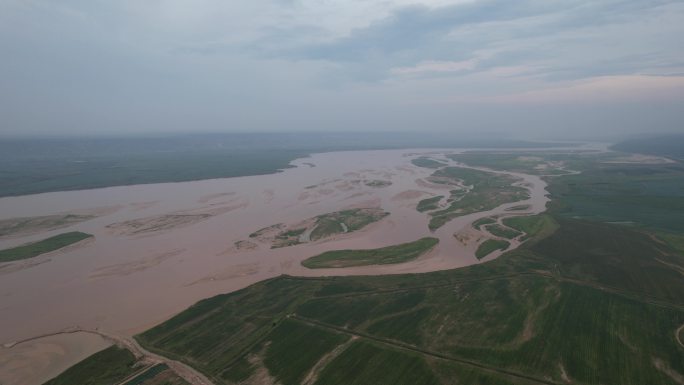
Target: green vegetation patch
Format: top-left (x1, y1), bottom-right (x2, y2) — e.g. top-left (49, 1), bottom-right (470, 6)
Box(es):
top-left (314, 340), bottom-right (441, 385)
top-left (472, 217), bottom-right (496, 230)
top-left (302, 237), bottom-right (439, 269)
top-left (261, 319), bottom-right (349, 385)
top-left (485, 224), bottom-right (522, 240)
top-left (427, 167), bottom-right (529, 230)
top-left (475, 239), bottom-right (510, 259)
top-left (533, 218), bottom-right (684, 303)
top-left (365, 180), bottom-right (392, 188)
top-left (548, 161), bottom-right (684, 232)
top-left (0, 231), bottom-right (93, 263)
top-left (502, 215), bottom-right (558, 242)
top-left (44, 346), bottom-right (137, 385)
top-left (505, 205), bottom-right (531, 211)
top-left (411, 157), bottom-right (447, 169)
top-left (416, 196), bottom-right (443, 212)
top-left (310, 208), bottom-right (389, 241)
top-left (248, 223), bottom-right (284, 238)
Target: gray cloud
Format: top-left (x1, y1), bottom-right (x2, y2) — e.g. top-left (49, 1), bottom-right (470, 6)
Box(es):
top-left (0, 0), bottom-right (683, 138)
top-left (272, 0), bottom-right (683, 82)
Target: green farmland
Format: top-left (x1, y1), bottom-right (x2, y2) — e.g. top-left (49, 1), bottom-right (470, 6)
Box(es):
top-left (130, 211), bottom-right (684, 385)
top-left (44, 346), bottom-right (137, 385)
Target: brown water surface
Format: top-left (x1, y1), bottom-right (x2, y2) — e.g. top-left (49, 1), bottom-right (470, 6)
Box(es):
top-left (0, 148), bottom-right (550, 385)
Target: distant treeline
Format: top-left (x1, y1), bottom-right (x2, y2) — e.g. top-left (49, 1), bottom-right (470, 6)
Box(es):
top-left (612, 134), bottom-right (684, 160)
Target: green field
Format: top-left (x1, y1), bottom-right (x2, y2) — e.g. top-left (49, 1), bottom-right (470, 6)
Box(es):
top-left (416, 196), bottom-right (443, 212)
top-left (547, 162), bottom-right (684, 232)
top-left (302, 237), bottom-right (439, 268)
top-left (502, 215), bottom-right (558, 242)
top-left (472, 217), bottom-right (496, 230)
top-left (427, 167), bottom-right (529, 230)
top-left (411, 157), bottom-right (447, 169)
top-left (485, 224), bottom-right (522, 239)
top-left (475, 239), bottom-right (510, 259)
top-left (0, 231), bottom-right (93, 263)
top-left (44, 346), bottom-right (137, 385)
top-left (365, 180), bottom-right (392, 188)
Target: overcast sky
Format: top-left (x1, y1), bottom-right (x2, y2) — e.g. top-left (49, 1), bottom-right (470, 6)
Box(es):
top-left (1, 0), bottom-right (683, 139)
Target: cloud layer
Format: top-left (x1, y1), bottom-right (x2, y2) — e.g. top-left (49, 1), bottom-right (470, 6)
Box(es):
top-left (1, 0), bottom-right (683, 138)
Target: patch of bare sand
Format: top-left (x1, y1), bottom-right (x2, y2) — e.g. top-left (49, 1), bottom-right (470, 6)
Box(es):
top-left (262, 189), bottom-right (275, 203)
top-left (396, 165), bottom-right (417, 175)
top-left (197, 192), bottom-right (236, 204)
top-left (185, 263), bottom-right (261, 286)
top-left (342, 198), bottom-right (382, 210)
top-left (342, 192), bottom-right (372, 201)
top-left (653, 358), bottom-right (684, 385)
top-left (677, 324), bottom-right (684, 349)
top-left (453, 228), bottom-right (482, 246)
top-left (0, 259), bottom-right (50, 276)
top-left (240, 349), bottom-right (281, 385)
top-left (107, 203), bottom-right (246, 236)
top-left (301, 337), bottom-right (356, 385)
top-left (89, 249), bottom-right (185, 279)
top-left (0, 237), bottom-right (95, 276)
top-left (558, 362), bottom-right (571, 383)
top-left (0, 206), bottom-right (121, 239)
top-left (334, 180), bottom-right (362, 192)
top-left (0, 332), bottom-right (111, 385)
top-left (604, 154), bottom-right (675, 164)
top-left (129, 201), bottom-right (159, 212)
top-left (415, 178), bottom-right (453, 190)
top-left (233, 240), bottom-right (259, 252)
top-left (391, 190), bottom-right (430, 201)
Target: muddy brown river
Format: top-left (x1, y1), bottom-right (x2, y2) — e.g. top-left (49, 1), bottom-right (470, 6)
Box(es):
top-left (0, 148), bottom-right (550, 385)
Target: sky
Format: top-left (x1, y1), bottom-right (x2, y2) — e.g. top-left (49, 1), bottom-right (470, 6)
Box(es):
top-left (1, 0), bottom-right (683, 139)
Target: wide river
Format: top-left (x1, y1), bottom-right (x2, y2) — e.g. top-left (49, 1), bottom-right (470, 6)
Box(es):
top-left (0, 148), bottom-right (549, 385)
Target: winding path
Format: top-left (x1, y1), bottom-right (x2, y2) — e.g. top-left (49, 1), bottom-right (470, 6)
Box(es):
top-left (677, 324), bottom-right (684, 349)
